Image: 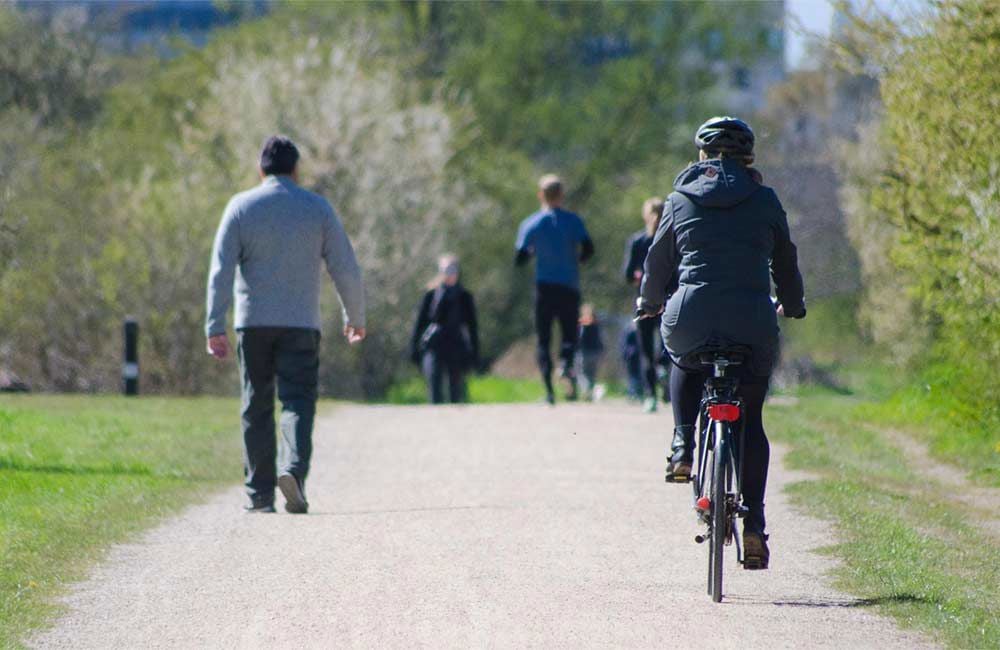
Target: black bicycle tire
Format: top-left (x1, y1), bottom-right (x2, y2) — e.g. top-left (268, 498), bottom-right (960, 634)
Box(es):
top-left (704, 441), bottom-right (714, 596)
top-left (710, 422), bottom-right (728, 602)
top-left (701, 418), bottom-right (714, 596)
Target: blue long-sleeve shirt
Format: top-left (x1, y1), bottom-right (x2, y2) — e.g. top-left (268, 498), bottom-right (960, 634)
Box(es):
top-left (515, 207), bottom-right (593, 290)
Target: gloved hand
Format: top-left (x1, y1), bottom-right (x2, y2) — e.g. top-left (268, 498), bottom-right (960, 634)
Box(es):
top-left (774, 301), bottom-right (806, 319)
top-left (634, 297), bottom-right (664, 321)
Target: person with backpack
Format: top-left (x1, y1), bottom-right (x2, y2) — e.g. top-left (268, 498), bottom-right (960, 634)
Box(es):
top-left (410, 254), bottom-right (479, 404)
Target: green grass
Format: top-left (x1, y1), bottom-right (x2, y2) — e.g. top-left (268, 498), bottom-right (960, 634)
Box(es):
top-left (384, 374), bottom-right (546, 404)
top-left (0, 395), bottom-right (241, 648)
top-left (856, 365), bottom-right (1000, 487)
top-left (766, 390), bottom-right (1000, 648)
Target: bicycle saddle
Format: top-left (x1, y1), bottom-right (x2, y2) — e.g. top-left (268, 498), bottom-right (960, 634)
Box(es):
top-left (695, 344), bottom-right (753, 366)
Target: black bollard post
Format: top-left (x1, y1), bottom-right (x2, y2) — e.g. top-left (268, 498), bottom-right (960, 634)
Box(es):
top-left (123, 317), bottom-right (139, 396)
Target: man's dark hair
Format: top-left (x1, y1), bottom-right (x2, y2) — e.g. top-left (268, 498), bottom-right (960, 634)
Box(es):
top-left (260, 135), bottom-right (300, 176)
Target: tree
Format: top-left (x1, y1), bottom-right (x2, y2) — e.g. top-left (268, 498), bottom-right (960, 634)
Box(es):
top-left (0, 1), bottom-right (789, 396)
top-left (837, 0), bottom-right (1000, 407)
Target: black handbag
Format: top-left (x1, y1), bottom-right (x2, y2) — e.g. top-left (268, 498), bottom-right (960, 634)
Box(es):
top-left (418, 287), bottom-right (446, 354)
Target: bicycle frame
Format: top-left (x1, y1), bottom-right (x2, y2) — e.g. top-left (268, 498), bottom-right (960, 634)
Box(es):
top-left (690, 353), bottom-right (748, 601)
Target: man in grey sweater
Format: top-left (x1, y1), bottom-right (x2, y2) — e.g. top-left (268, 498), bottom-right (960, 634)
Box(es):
top-left (205, 135), bottom-right (366, 514)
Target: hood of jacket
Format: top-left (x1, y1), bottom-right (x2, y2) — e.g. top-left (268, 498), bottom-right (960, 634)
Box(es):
top-left (672, 159), bottom-right (759, 208)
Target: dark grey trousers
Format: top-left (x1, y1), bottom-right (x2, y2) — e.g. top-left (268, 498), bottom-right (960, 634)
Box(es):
top-left (236, 327), bottom-right (319, 503)
top-left (421, 351), bottom-right (466, 404)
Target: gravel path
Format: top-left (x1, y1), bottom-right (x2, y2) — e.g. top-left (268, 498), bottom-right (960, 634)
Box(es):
top-left (32, 403), bottom-right (937, 649)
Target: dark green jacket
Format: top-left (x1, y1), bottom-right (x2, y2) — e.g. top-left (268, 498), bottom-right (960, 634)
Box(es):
top-left (639, 159), bottom-right (805, 375)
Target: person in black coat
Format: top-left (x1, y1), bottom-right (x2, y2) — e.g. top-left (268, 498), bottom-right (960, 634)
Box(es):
top-left (638, 116), bottom-right (806, 569)
top-left (410, 255), bottom-right (479, 404)
top-left (623, 197), bottom-right (673, 412)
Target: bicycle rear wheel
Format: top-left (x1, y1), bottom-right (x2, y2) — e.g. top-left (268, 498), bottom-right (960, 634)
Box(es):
top-left (710, 422), bottom-right (729, 602)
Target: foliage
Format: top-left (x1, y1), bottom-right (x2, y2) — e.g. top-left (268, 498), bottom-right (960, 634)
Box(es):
top-left (0, 2), bottom-right (783, 396)
top-left (858, 363), bottom-right (1000, 486)
top-left (0, 394), bottom-right (240, 647)
top-left (835, 0), bottom-right (1000, 460)
top-left (0, 9), bottom-right (109, 127)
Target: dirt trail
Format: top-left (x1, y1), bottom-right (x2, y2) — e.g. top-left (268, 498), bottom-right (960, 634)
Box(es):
top-left (882, 428), bottom-right (1000, 538)
top-left (32, 403), bottom-right (937, 649)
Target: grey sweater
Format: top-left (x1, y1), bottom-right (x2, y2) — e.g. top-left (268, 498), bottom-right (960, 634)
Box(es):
top-left (205, 175), bottom-right (365, 337)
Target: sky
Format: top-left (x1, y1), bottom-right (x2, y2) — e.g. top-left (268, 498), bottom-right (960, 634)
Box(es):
top-left (785, 0), bottom-right (835, 69)
top-left (785, 0), bottom-right (925, 69)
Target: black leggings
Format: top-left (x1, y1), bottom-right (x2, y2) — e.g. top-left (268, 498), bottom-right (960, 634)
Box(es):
top-left (534, 283), bottom-right (580, 386)
top-left (670, 364), bottom-right (770, 532)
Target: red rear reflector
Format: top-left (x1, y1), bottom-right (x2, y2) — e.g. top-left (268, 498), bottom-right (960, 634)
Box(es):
top-left (696, 497), bottom-right (711, 511)
top-left (708, 404), bottom-right (741, 422)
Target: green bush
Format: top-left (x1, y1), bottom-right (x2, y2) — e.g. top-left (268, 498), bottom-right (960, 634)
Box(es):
top-left (837, 0), bottom-right (1000, 474)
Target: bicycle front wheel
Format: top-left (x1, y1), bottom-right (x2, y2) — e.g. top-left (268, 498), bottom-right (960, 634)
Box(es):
top-left (710, 421), bottom-right (729, 603)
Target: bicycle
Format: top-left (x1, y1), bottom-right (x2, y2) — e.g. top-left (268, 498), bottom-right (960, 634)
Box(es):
top-left (633, 309), bottom-right (754, 602)
top-left (689, 345), bottom-right (753, 603)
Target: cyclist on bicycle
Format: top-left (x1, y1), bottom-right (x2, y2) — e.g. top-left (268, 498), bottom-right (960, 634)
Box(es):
top-left (637, 116), bottom-right (806, 568)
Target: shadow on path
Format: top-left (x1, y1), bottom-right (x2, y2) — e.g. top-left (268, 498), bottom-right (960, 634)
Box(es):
top-left (305, 504), bottom-right (525, 517)
top-left (724, 593), bottom-right (932, 608)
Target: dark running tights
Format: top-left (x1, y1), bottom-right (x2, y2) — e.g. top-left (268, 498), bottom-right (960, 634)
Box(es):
top-left (670, 365), bottom-right (770, 532)
top-left (534, 283), bottom-right (581, 392)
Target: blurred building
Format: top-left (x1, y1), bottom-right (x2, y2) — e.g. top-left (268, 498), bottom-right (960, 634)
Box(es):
top-left (712, 0), bottom-right (787, 114)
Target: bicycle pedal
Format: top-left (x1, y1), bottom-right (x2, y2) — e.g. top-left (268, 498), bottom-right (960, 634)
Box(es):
top-left (665, 475), bottom-right (692, 484)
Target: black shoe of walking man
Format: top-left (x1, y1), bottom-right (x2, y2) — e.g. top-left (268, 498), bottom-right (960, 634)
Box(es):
top-left (278, 472), bottom-right (309, 514)
top-left (244, 497), bottom-right (276, 514)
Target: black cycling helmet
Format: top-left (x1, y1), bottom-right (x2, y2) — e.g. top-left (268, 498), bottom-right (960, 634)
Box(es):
top-left (694, 116), bottom-right (755, 158)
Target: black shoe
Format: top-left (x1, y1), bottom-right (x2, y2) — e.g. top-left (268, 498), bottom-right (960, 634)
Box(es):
top-left (278, 472), bottom-right (308, 514)
top-left (564, 377), bottom-right (578, 402)
top-left (244, 499), bottom-right (276, 514)
top-left (665, 425), bottom-right (694, 482)
top-left (542, 374), bottom-right (555, 404)
top-left (743, 530), bottom-right (770, 570)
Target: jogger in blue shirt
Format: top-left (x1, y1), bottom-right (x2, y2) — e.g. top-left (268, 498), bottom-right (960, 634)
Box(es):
top-left (515, 175), bottom-right (594, 403)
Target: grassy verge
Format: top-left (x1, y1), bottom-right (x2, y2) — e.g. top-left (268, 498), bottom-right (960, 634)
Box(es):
top-left (0, 395), bottom-right (241, 648)
top-left (766, 388), bottom-right (999, 648)
top-left (385, 375), bottom-right (547, 404)
top-left (857, 364), bottom-right (1000, 487)
top-left (779, 294), bottom-right (999, 487)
